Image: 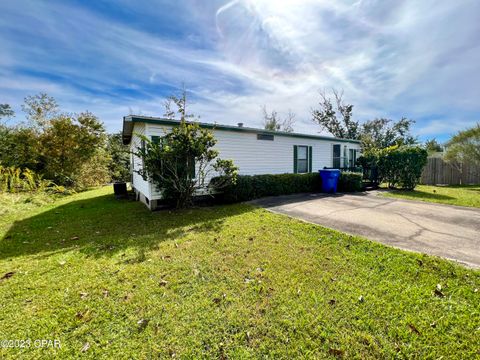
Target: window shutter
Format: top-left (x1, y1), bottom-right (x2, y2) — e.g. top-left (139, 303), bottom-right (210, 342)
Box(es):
top-left (308, 146), bottom-right (313, 172)
top-left (293, 145), bottom-right (298, 173)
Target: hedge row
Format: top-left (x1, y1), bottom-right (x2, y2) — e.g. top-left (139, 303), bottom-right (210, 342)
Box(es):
top-left (212, 171), bottom-right (363, 203)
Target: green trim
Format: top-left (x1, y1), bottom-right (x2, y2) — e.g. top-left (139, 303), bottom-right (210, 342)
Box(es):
top-left (123, 116), bottom-right (361, 145)
top-left (293, 145), bottom-right (298, 174)
top-left (308, 146), bottom-right (313, 172)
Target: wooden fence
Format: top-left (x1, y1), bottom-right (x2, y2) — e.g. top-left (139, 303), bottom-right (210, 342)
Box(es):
top-left (421, 157), bottom-right (480, 185)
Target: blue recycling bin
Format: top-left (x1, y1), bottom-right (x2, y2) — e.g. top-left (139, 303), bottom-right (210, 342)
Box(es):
top-left (319, 169), bottom-right (341, 193)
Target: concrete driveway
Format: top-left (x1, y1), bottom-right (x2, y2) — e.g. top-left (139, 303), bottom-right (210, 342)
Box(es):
top-left (251, 192), bottom-right (480, 268)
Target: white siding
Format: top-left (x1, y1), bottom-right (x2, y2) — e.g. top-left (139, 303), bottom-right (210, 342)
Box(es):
top-left (141, 123), bottom-right (361, 200)
top-left (130, 122), bottom-right (151, 199)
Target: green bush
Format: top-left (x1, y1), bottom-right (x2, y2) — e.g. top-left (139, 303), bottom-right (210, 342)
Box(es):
top-left (212, 171), bottom-right (362, 203)
top-left (378, 146), bottom-right (427, 190)
top-left (358, 146), bottom-right (427, 190)
top-left (337, 172), bottom-right (363, 192)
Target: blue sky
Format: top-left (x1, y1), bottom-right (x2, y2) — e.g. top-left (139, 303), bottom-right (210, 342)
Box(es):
top-left (1, 0), bottom-right (479, 142)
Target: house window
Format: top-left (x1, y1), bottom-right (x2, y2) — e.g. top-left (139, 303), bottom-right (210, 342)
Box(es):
top-left (294, 145), bottom-right (312, 173)
top-left (332, 144), bottom-right (341, 168)
top-left (257, 133), bottom-right (274, 141)
top-left (349, 149), bottom-right (357, 167)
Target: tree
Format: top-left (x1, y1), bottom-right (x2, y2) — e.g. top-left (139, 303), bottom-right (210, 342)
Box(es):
top-left (444, 124), bottom-right (480, 166)
top-left (0, 104), bottom-right (15, 121)
top-left (312, 89), bottom-right (359, 139)
top-left (0, 126), bottom-right (41, 171)
top-left (424, 138), bottom-right (443, 154)
top-left (262, 106), bottom-right (295, 133)
top-left (21, 93), bottom-right (59, 128)
top-left (39, 112), bottom-right (106, 186)
top-left (137, 90), bottom-right (238, 208)
top-left (360, 117), bottom-right (417, 150)
top-left (106, 132), bottom-right (131, 182)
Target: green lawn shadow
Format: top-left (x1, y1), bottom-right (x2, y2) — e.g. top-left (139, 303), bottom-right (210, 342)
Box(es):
top-left (1, 193), bottom-right (252, 261)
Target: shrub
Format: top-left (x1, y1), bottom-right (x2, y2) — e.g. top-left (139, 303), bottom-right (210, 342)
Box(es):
top-left (212, 171), bottom-right (362, 203)
top-left (106, 132), bottom-right (131, 182)
top-left (75, 149), bottom-right (111, 190)
top-left (358, 146), bottom-right (427, 190)
top-left (337, 172), bottom-right (363, 192)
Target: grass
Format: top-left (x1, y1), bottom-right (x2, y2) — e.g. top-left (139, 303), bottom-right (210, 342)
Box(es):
top-left (0, 187), bottom-right (479, 359)
top-left (380, 184), bottom-right (480, 208)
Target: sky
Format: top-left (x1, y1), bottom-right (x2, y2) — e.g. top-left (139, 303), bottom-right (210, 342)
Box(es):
top-left (1, 0), bottom-right (479, 142)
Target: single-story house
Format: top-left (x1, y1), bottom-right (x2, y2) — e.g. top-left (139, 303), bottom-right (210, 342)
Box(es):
top-left (122, 115), bottom-right (361, 209)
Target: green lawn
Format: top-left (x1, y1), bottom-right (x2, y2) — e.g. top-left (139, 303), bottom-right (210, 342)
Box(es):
top-left (381, 184), bottom-right (480, 208)
top-left (0, 187), bottom-right (479, 359)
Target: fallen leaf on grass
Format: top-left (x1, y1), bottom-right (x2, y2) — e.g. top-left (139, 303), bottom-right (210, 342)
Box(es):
top-left (80, 292), bottom-right (88, 299)
top-left (80, 342), bottom-right (90, 352)
top-left (329, 299), bottom-right (336, 306)
top-left (212, 294), bottom-right (226, 304)
top-left (329, 348), bottom-right (344, 357)
top-left (137, 319), bottom-right (149, 332)
top-left (358, 295), bottom-right (365, 303)
top-left (70, 236), bottom-right (79, 240)
top-left (102, 289), bottom-right (109, 298)
top-left (0, 272), bottom-right (15, 281)
top-left (434, 284), bottom-right (445, 298)
top-left (408, 323), bottom-right (421, 335)
top-left (159, 279), bottom-right (168, 287)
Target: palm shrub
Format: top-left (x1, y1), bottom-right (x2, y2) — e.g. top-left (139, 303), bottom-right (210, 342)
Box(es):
top-left (0, 165), bottom-right (54, 193)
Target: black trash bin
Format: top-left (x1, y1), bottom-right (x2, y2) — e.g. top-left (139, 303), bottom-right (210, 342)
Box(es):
top-left (113, 182), bottom-right (127, 198)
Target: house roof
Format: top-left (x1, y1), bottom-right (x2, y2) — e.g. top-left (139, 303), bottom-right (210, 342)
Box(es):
top-left (122, 115), bottom-right (361, 145)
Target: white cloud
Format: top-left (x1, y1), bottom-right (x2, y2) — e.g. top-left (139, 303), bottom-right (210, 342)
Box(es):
top-left (0, 0), bottom-right (479, 140)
